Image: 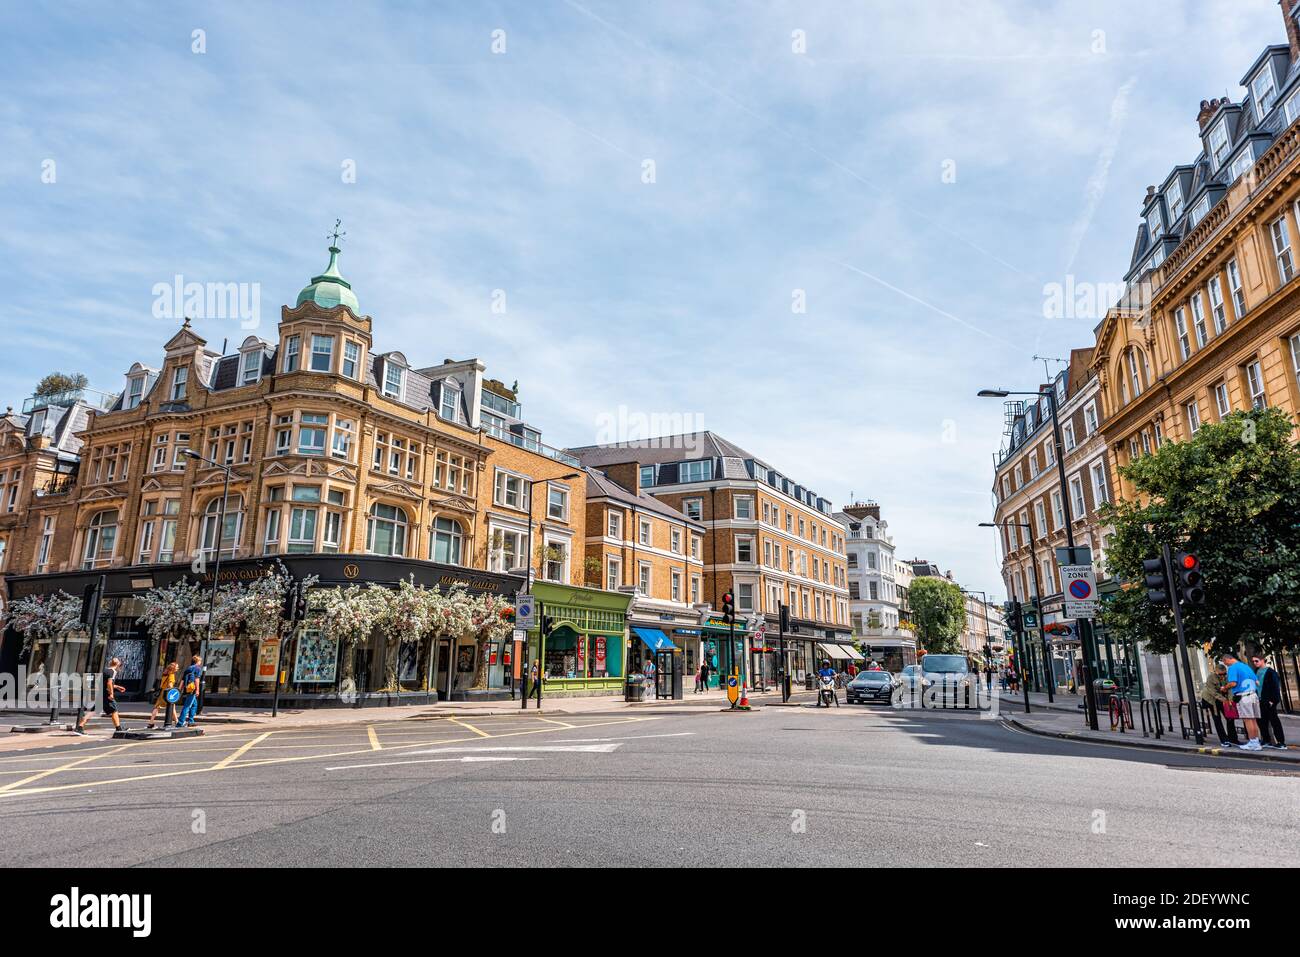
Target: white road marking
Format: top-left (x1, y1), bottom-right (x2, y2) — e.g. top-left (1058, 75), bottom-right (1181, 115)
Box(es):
top-left (408, 744), bottom-right (622, 755)
top-left (553, 732), bottom-right (696, 743)
top-left (327, 756), bottom-right (536, 770)
top-left (325, 741), bottom-right (625, 771)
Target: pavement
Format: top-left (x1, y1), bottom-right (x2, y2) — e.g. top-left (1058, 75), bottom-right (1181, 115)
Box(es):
top-left (2, 702), bottom-right (1297, 867)
top-left (1002, 687), bottom-right (1299, 760)
top-left (0, 685), bottom-right (818, 752)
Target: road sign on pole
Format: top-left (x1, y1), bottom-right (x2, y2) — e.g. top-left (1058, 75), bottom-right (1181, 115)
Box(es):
top-left (515, 593), bottom-right (536, 630)
top-left (1060, 564), bottom-right (1098, 619)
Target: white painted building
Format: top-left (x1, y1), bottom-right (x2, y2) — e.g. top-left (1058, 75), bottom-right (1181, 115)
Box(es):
top-left (835, 502), bottom-right (916, 669)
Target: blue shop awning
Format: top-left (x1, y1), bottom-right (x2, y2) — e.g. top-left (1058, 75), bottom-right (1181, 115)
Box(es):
top-left (633, 627), bottom-right (677, 652)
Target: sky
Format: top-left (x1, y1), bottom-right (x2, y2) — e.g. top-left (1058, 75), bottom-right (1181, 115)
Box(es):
top-left (0, 0), bottom-right (1283, 598)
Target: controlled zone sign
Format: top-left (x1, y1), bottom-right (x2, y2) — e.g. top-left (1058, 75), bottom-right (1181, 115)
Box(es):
top-left (1059, 564), bottom-right (1098, 619)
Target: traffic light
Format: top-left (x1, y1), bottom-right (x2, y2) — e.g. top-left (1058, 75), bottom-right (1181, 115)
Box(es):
top-left (79, 582), bottom-right (98, 628)
top-left (541, 614), bottom-right (554, 638)
top-left (721, 592), bottom-right (735, 627)
top-left (1004, 600), bottom-right (1022, 632)
top-left (294, 583), bottom-right (309, 622)
top-left (282, 582), bottom-right (298, 622)
top-left (1174, 552), bottom-right (1205, 606)
top-left (778, 603), bottom-right (790, 633)
top-left (1142, 557), bottom-right (1170, 607)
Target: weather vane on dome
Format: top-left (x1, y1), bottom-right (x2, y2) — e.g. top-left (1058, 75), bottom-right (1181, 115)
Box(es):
top-left (328, 219), bottom-right (346, 248)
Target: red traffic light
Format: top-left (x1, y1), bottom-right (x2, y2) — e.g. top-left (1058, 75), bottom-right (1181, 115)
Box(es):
top-left (1179, 553), bottom-right (1198, 570)
top-left (721, 592), bottom-right (734, 605)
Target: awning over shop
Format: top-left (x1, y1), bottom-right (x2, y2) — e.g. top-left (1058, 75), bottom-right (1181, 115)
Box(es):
top-left (633, 627), bottom-right (677, 652)
top-left (842, 645), bottom-right (864, 661)
top-left (817, 642), bottom-right (852, 661)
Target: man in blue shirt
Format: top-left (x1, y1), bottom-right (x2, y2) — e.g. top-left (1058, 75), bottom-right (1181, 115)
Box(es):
top-left (177, 655), bottom-right (203, 728)
top-left (1222, 651), bottom-right (1261, 751)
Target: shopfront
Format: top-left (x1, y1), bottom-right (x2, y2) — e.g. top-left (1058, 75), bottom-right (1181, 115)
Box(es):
top-left (528, 581), bottom-right (631, 698)
top-left (700, 614), bottom-right (750, 688)
top-left (1, 555), bottom-right (523, 708)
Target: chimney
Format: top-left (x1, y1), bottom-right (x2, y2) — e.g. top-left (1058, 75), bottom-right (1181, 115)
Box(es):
top-left (1284, 0), bottom-right (1300, 62)
top-left (601, 461), bottom-right (642, 496)
top-left (1197, 97), bottom-right (1228, 131)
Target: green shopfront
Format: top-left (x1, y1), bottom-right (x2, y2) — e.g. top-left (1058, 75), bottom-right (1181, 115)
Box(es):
top-left (529, 581), bottom-right (632, 697)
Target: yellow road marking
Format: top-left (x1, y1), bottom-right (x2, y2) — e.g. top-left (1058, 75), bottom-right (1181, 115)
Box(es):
top-left (368, 726), bottom-right (382, 751)
top-left (211, 732), bottom-right (272, 770)
top-left (534, 716), bottom-right (576, 728)
top-left (448, 717), bottom-right (491, 738)
top-left (0, 744), bottom-right (132, 793)
top-left (0, 716), bottom-right (666, 798)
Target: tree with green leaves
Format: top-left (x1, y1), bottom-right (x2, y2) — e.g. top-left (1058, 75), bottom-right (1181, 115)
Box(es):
top-left (909, 576), bottom-right (966, 654)
top-left (1100, 407), bottom-right (1300, 659)
top-left (33, 372), bottom-right (88, 398)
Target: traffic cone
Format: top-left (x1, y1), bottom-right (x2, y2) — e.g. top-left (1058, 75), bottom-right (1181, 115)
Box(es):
top-left (738, 684), bottom-right (750, 709)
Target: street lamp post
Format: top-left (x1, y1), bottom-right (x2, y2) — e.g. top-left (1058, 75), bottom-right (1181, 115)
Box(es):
top-left (519, 471), bottom-right (580, 710)
top-left (980, 520), bottom-right (1053, 704)
top-left (181, 449), bottom-right (232, 717)
top-left (980, 388), bottom-right (1099, 730)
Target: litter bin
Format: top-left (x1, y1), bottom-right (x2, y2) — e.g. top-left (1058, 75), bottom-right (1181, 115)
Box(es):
top-left (626, 675), bottom-right (646, 702)
top-left (805, 674), bottom-right (815, 691)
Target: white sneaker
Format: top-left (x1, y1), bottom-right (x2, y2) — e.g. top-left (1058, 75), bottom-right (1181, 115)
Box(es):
top-left (1240, 740), bottom-right (1262, 751)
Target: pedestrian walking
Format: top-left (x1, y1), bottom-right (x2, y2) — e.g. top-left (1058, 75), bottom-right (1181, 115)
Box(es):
top-left (76, 656), bottom-right (124, 735)
top-left (1222, 650), bottom-right (1263, 751)
top-left (697, 660), bottom-right (710, 693)
top-left (643, 655), bottom-right (657, 698)
top-left (147, 661), bottom-right (179, 729)
top-left (1251, 653), bottom-right (1288, 750)
top-left (177, 655), bottom-right (203, 728)
top-left (1200, 663), bottom-right (1240, 747)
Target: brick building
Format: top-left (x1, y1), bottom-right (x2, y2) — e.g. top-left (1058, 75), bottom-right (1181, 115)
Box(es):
top-left (569, 432), bottom-right (851, 685)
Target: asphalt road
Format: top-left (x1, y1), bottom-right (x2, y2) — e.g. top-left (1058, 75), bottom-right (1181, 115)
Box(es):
top-left (1, 703), bottom-right (1297, 867)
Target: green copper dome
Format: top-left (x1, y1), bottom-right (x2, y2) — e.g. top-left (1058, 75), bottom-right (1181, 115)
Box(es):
top-left (296, 245), bottom-right (359, 313)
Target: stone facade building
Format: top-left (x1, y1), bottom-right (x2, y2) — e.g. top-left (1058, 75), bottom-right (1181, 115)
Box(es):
top-left (0, 245), bottom-right (592, 704)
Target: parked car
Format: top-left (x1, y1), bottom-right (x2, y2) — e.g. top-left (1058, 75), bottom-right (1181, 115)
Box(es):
top-left (846, 669), bottom-right (896, 704)
top-left (898, 664), bottom-right (924, 693)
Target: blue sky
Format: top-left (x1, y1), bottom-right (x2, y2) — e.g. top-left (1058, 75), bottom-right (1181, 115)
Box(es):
top-left (0, 0), bottom-right (1282, 597)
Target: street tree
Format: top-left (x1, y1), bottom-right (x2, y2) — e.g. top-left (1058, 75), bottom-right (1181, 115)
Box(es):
top-left (908, 576), bottom-right (966, 654)
top-left (1100, 407), bottom-right (1300, 658)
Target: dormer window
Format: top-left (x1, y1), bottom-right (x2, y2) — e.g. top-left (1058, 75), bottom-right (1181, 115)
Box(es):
top-left (1146, 206), bottom-right (1164, 241)
top-left (1165, 180), bottom-right (1183, 221)
top-left (383, 360), bottom-right (404, 399)
top-left (1187, 195), bottom-right (1211, 228)
top-left (1252, 67), bottom-right (1277, 121)
top-left (240, 350), bottom-right (261, 386)
top-left (282, 335), bottom-right (300, 373)
top-left (439, 385), bottom-right (460, 421)
top-left (30, 409), bottom-right (46, 434)
top-left (1229, 149), bottom-right (1255, 183)
top-left (170, 366), bottom-right (188, 402)
top-left (1208, 120), bottom-right (1230, 170)
top-left (1286, 89), bottom-right (1300, 125)
top-left (126, 376), bottom-right (145, 409)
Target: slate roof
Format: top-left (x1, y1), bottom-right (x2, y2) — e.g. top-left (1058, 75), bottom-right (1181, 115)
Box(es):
top-left (583, 466), bottom-right (705, 530)
top-left (1126, 39), bottom-right (1300, 280)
